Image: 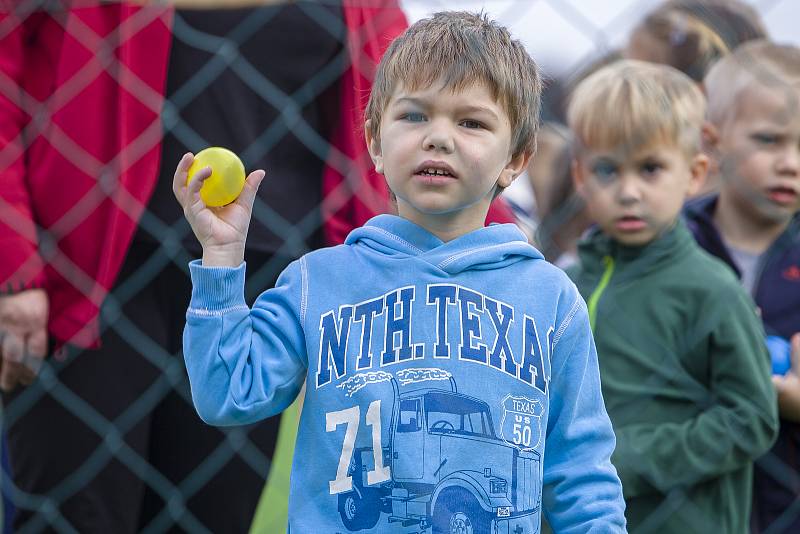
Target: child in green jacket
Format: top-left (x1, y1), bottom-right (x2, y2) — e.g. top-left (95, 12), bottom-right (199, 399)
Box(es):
top-left (567, 59), bottom-right (779, 533)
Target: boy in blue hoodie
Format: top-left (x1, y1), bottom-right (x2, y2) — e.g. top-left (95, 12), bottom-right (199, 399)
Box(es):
top-left (174, 11), bottom-right (625, 533)
top-left (685, 40), bottom-right (800, 532)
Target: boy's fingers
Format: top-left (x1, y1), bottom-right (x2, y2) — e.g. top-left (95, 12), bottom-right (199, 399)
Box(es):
top-left (236, 170), bottom-right (266, 209)
top-left (186, 167), bottom-right (213, 209)
top-left (172, 152), bottom-right (194, 200)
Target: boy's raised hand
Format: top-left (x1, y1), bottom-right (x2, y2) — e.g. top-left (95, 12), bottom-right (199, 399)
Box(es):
top-left (772, 333), bottom-right (800, 422)
top-left (173, 152), bottom-right (266, 267)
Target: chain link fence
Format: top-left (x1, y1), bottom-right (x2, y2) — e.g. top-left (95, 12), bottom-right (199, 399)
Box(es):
top-left (1, 0), bottom-right (799, 533)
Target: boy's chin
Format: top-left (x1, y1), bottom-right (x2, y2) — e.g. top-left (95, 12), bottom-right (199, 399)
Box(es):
top-left (401, 198), bottom-right (489, 218)
top-left (606, 229), bottom-right (656, 247)
top-left (761, 205), bottom-right (799, 225)
top-left (744, 196), bottom-right (799, 225)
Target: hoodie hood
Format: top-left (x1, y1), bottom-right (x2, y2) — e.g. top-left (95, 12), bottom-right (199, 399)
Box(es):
top-left (345, 214), bottom-right (543, 274)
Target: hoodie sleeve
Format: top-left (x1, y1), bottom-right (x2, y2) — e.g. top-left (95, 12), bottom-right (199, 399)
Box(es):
top-left (542, 293), bottom-right (627, 532)
top-left (610, 287), bottom-right (778, 498)
top-left (183, 259), bottom-right (307, 426)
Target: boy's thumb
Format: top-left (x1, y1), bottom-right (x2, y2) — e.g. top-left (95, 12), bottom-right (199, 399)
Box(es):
top-left (250, 169), bottom-right (266, 189)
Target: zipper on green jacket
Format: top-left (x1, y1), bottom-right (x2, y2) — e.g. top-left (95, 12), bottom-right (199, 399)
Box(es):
top-left (588, 255), bottom-right (615, 331)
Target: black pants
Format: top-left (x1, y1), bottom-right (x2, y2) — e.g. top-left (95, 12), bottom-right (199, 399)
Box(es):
top-left (1, 243), bottom-right (288, 533)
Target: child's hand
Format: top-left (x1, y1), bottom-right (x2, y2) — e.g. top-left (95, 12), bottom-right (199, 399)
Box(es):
top-left (172, 152), bottom-right (266, 267)
top-left (0, 289), bottom-right (48, 391)
top-left (772, 333), bottom-right (800, 422)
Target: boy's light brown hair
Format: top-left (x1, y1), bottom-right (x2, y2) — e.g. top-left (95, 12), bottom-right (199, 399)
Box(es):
top-left (567, 59), bottom-right (706, 157)
top-left (704, 40), bottom-right (800, 126)
top-left (365, 11), bottom-right (542, 159)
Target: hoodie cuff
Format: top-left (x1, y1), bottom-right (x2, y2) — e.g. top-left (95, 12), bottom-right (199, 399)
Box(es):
top-left (188, 259), bottom-right (247, 313)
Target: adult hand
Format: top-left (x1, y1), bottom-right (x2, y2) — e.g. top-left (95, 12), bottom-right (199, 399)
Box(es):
top-left (172, 152), bottom-right (266, 267)
top-left (0, 289), bottom-right (48, 392)
top-left (773, 333), bottom-right (800, 422)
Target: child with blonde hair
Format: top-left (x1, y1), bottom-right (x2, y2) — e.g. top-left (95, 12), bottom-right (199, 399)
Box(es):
top-left (568, 59), bottom-right (778, 533)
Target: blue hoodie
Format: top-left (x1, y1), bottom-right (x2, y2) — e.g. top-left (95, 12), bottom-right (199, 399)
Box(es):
top-left (184, 215), bottom-right (625, 534)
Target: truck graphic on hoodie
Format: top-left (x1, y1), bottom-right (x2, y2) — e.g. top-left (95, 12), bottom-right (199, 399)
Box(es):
top-left (335, 376), bottom-right (542, 533)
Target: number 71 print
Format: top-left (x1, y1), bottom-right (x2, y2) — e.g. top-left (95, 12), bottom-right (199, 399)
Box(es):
top-left (326, 400), bottom-right (392, 494)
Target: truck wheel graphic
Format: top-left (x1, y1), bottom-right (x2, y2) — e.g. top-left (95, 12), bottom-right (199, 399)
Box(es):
top-left (433, 489), bottom-right (491, 534)
top-left (338, 489), bottom-right (380, 531)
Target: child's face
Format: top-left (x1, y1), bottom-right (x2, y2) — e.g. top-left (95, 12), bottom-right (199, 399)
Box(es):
top-left (366, 80), bottom-right (529, 235)
top-left (574, 143), bottom-right (707, 246)
top-left (715, 83), bottom-right (800, 224)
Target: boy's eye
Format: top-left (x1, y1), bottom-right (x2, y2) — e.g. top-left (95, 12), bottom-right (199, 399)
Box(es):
top-left (752, 133), bottom-right (780, 145)
top-left (402, 112), bottom-right (426, 122)
top-left (591, 161), bottom-right (618, 181)
top-left (640, 161), bottom-right (663, 176)
top-left (460, 119), bottom-right (484, 129)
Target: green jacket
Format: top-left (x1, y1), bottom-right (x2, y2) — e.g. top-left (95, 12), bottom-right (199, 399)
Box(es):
top-left (569, 221), bottom-right (778, 534)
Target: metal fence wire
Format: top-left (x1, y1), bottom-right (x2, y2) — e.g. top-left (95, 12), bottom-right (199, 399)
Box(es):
top-left (1, 0), bottom-right (799, 533)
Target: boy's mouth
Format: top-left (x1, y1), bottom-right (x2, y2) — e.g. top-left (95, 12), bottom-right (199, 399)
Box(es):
top-left (615, 215), bottom-right (647, 232)
top-left (419, 168), bottom-right (453, 176)
top-left (767, 186), bottom-right (798, 206)
top-left (413, 161), bottom-right (457, 181)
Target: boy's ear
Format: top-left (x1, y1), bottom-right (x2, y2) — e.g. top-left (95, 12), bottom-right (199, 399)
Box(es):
top-left (701, 121), bottom-right (720, 173)
top-left (688, 152), bottom-right (710, 197)
top-left (571, 158), bottom-right (586, 195)
top-left (498, 150), bottom-right (533, 189)
top-left (364, 120), bottom-right (383, 174)
top-left (701, 120), bottom-right (719, 152)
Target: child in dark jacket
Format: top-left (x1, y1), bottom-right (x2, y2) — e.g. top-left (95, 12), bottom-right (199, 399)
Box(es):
top-left (568, 59), bottom-right (779, 533)
top-left (685, 40), bottom-right (800, 533)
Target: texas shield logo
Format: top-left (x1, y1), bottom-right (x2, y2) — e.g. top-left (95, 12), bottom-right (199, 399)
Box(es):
top-left (500, 394), bottom-right (543, 452)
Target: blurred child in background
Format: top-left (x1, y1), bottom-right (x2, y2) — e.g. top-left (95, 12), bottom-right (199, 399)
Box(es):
top-left (625, 0), bottom-right (768, 197)
top-left (625, 0), bottom-right (767, 83)
top-left (503, 122), bottom-right (576, 248)
top-left (528, 124), bottom-right (590, 269)
top-left (686, 40), bottom-right (800, 533)
top-left (568, 59), bottom-right (778, 532)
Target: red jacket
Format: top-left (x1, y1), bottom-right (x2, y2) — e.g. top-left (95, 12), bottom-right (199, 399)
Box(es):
top-left (0, 3), bottom-right (515, 350)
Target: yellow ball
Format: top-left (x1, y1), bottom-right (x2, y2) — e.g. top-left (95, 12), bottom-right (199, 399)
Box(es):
top-left (187, 147), bottom-right (246, 207)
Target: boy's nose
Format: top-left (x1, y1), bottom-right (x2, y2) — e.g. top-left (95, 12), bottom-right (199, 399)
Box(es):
top-left (422, 122), bottom-right (455, 153)
top-left (616, 174), bottom-right (642, 204)
top-left (776, 145), bottom-right (800, 177)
